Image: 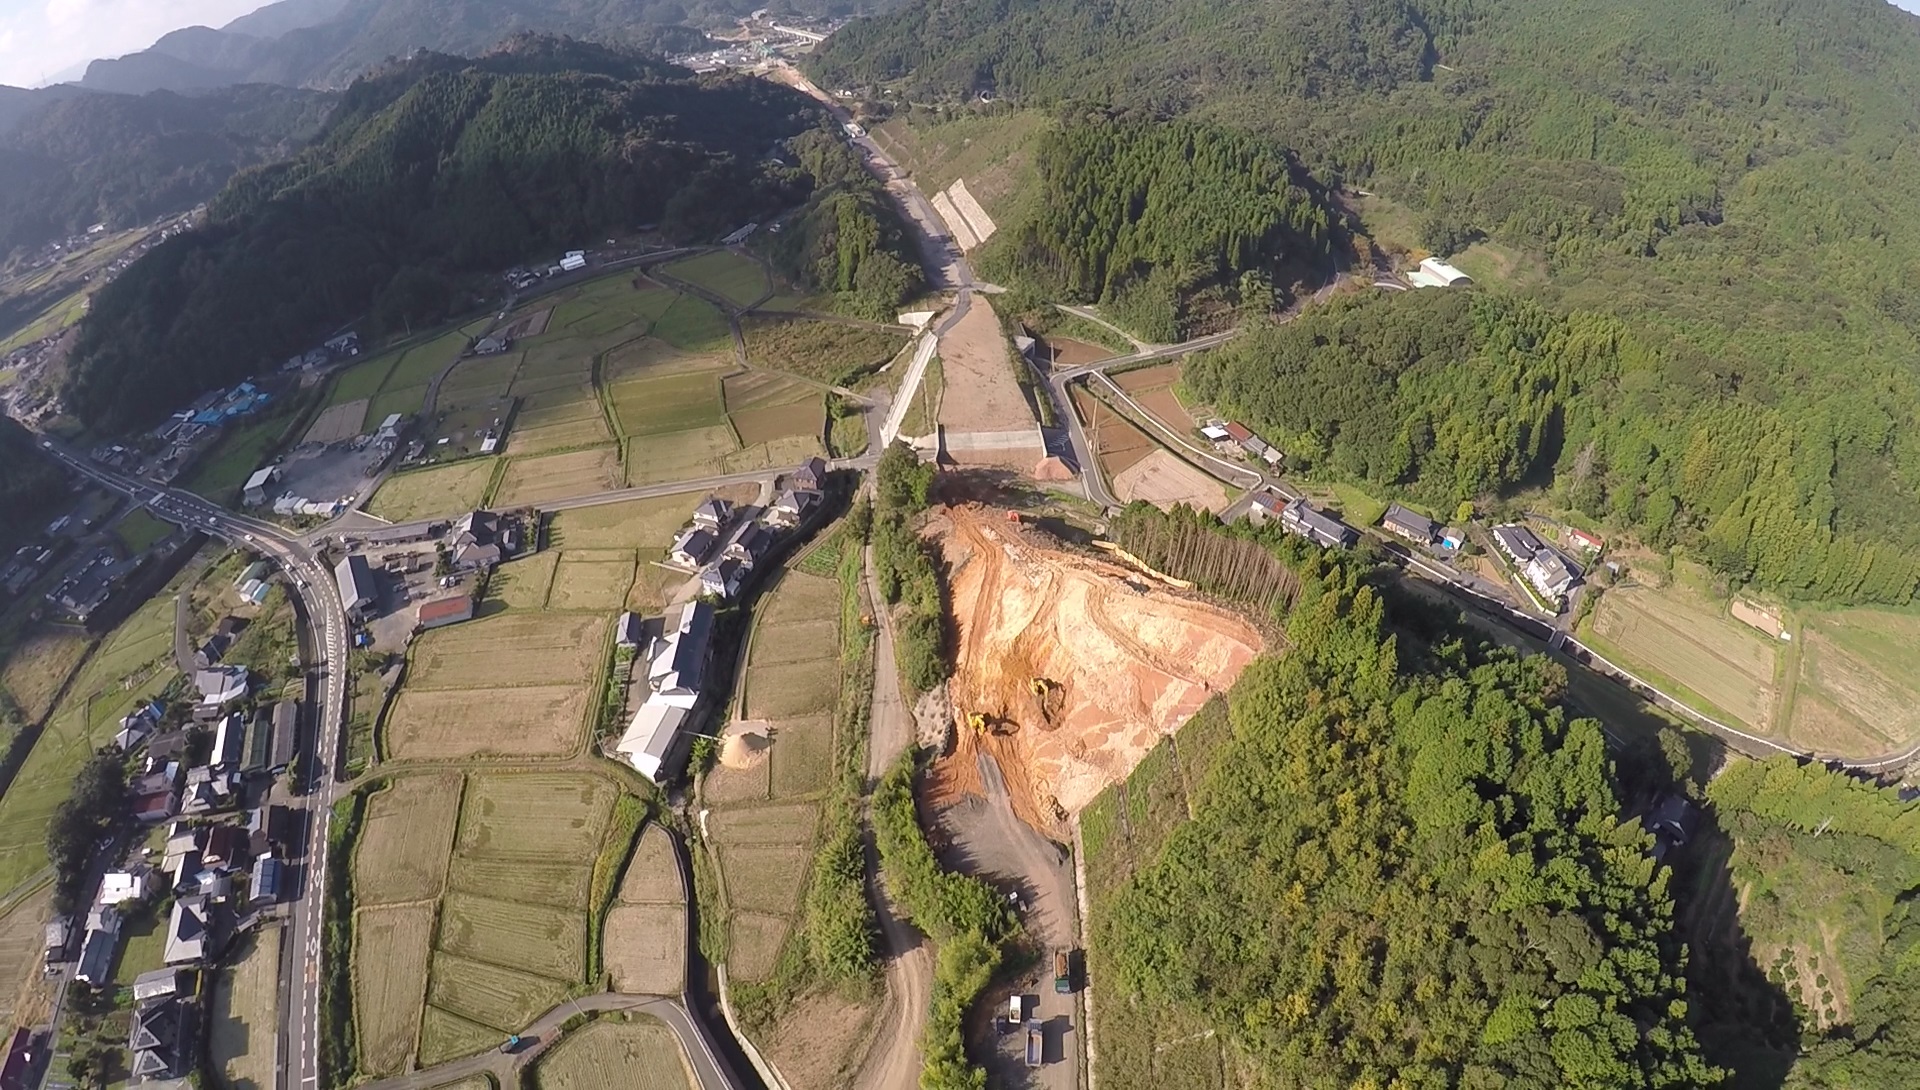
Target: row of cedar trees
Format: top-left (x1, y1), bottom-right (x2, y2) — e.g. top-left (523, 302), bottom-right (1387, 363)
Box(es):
top-left (1110, 502), bottom-right (1302, 616)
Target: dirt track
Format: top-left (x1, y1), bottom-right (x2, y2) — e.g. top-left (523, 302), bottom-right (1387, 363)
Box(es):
top-left (932, 507), bottom-right (1263, 826)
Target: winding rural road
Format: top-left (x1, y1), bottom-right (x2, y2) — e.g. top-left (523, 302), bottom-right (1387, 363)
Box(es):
top-left (850, 541), bottom-right (934, 1090)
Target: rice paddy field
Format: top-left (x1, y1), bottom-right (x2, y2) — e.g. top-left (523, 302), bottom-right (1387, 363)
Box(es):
top-left (492, 446), bottom-right (622, 507)
top-left (406, 612), bottom-right (606, 691)
top-left (385, 685), bottom-right (589, 761)
top-left (354, 775), bottom-right (462, 904)
top-left (699, 570), bottom-right (843, 985)
top-left (1786, 608), bottom-right (1920, 755)
top-left (366, 461), bottom-right (497, 523)
top-left (349, 770), bottom-right (634, 1074)
top-left (531, 1016), bottom-right (694, 1090)
top-left (660, 251), bottom-right (771, 309)
top-left (547, 553), bottom-right (638, 612)
top-left (1582, 581), bottom-right (1781, 732)
top-left (209, 924), bottom-right (281, 1090)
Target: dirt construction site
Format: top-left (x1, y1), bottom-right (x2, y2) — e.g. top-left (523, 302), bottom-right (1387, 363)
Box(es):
top-left (927, 506), bottom-right (1264, 829)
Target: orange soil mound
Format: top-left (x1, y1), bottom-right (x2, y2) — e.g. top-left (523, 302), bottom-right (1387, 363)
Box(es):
top-left (933, 506), bottom-right (1263, 823)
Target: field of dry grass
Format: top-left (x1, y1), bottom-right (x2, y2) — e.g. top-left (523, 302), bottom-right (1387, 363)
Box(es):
top-left (603, 903), bottom-right (685, 995)
top-left (209, 924), bottom-right (281, 1090)
top-left (408, 613), bottom-right (606, 691)
top-left (547, 555), bottom-right (637, 612)
top-left (354, 903), bottom-right (436, 1077)
top-left (368, 461), bottom-right (497, 523)
top-left (385, 686), bottom-right (588, 761)
top-left (489, 552), bottom-right (559, 612)
top-left (0, 629), bottom-right (91, 720)
top-left (493, 447), bottom-right (622, 507)
top-left (355, 775), bottom-right (461, 904)
top-left (1789, 608), bottom-right (1920, 754)
top-left (456, 773), bottom-right (617, 859)
top-left (532, 1016), bottom-right (693, 1090)
top-left (1586, 582), bottom-right (1780, 731)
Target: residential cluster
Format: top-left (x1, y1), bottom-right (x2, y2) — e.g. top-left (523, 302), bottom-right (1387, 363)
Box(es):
top-left (613, 599), bottom-right (715, 780)
top-left (612, 458), bottom-right (831, 780)
top-left (1200, 420), bottom-right (1287, 470)
top-left (40, 654), bottom-right (300, 1084)
top-left (668, 458), bottom-right (825, 598)
top-left (3, 493), bottom-right (177, 620)
top-left (276, 331), bottom-right (362, 375)
top-left (333, 508), bottom-right (524, 638)
top-left (1491, 522), bottom-right (1588, 609)
top-left (0, 210), bottom-right (200, 425)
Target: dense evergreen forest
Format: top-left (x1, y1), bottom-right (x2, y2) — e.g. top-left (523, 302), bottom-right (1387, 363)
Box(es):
top-left (764, 129), bottom-right (924, 320)
top-left (981, 117), bottom-right (1335, 340)
top-left (0, 85), bottom-right (334, 258)
top-left (1184, 292), bottom-right (1920, 604)
top-left (1096, 505), bottom-right (1719, 1087)
top-left (812, 0), bottom-right (1920, 603)
top-left (63, 37), bottom-right (825, 431)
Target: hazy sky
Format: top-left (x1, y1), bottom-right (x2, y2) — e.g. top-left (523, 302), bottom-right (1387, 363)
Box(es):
top-left (0, 0), bottom-right (269, 87)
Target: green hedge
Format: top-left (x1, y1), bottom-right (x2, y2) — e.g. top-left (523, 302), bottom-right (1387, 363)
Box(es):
top-left (873, 756), bottom-right (1015, 1089)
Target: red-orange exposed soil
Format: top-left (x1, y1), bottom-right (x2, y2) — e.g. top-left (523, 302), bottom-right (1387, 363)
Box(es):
top-left (928, 506), bottom-right (1263, 829)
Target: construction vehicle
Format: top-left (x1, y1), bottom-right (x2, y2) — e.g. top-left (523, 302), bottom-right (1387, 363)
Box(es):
top-left (1029, 677), bottom-right (1053, 696)
top-left (1025, 1021), bottom-right (1043, 1067)
top-left (499, 1035), bottom-right (524, 1054)
top-left (1008, 994), bottom-right (1023, 1026)
top-left (1054, 949), bottom-right (1073, 994)
top-left (966, 711), bottom-right (989, 733)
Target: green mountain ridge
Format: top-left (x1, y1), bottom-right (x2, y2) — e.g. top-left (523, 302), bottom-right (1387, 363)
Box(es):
top-left (811, 0), bottom-right (1920, 604)
top-left (63, 36), bottom-right (825, 431)
top-left (0, 85), bottom-right (335, 259)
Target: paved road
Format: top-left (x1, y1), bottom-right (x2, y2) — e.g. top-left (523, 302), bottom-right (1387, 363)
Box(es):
top-left (851, 542), bottom-right (934, 1090)
top-left (324, 458), bottom-right (878, 543)
top-left (352, 994), bottom-right (734, 1090)
top-left (38, 441), bottom-right (358, 1090)
top-left (937, 754), bottom-right (1079, 1088)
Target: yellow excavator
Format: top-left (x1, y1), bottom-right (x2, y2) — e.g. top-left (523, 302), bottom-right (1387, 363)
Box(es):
top-left (966, 711), bottom-right (989, 734)
top-left (1029, 677), bottom-right (1053, 696)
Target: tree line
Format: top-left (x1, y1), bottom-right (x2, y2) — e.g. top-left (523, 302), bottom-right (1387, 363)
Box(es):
top-left (1704, 758), bottom-right (1920, 1086)
top-left (807, 0), bottom-right (1920, 608)
top-left (869, 441), bottom-right (946, 692)
top-left (62, 37), bottom-right (826, 432)
top-left (873, 754), bottom-right (1016, 1090)
top-left (0, 418), bottom-right (67, 555)
top-left (1182, 290), bottom-right (1920, 605)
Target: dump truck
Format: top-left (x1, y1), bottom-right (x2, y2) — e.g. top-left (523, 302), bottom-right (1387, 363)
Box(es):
top-left (1025, 1021), bottom-right (1043, 1067)
top-left (1054, 949), bottom-right (1072, 994)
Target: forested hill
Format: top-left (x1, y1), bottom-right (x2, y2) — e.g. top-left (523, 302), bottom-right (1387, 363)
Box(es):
top-left (63, 37), bottom-right (823, 431)
top-left (1097, 505), bottom-right (1720, 1088)
top-left (0, 85), bottom-right (334, 258)
top-left (811, 0), bottom-right (1920, 604)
